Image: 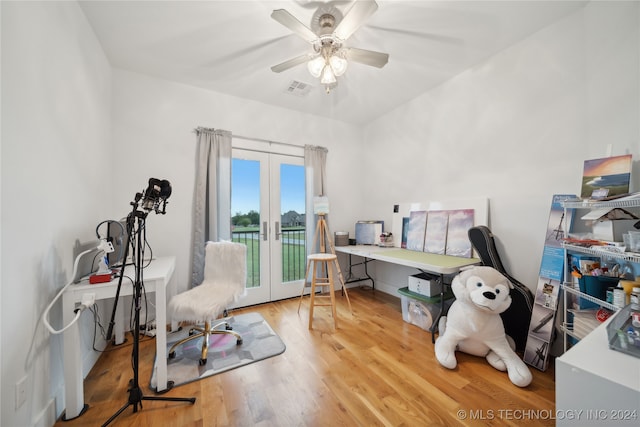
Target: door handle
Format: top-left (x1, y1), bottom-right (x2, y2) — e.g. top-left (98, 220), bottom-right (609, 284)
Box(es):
top-left (262, 221), bottom-right (268, 241)
top-left (275, 221), bottom-right (281, 241)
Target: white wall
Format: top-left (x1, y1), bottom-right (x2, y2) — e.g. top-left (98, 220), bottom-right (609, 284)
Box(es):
top-left (361, 1), bottom-right (640, 295)
top-left (2, 1), bottom-right (640, 426)
top-left (1, 2), bottom-right (112, 426)
top-left (110, 70), bottom-right (364, 298)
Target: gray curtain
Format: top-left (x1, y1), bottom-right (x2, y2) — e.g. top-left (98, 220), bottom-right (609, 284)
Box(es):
top-left (304, 145), bottom-right (328, 255)
top-left (191, 127), bottom-right (232, 287)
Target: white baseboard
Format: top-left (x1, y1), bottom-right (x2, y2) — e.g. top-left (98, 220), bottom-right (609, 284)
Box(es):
top-left (83, 344), bottom-right (104, 378)
top-left (33, 398), bottom-right (56, 427)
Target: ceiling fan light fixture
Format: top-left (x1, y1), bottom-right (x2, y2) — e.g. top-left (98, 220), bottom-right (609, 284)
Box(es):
top-left (270, 2), bottom-right (387, 94)
top-left (329, 53), bottom-right (348, 76)
top-left (320, 65), bottom-right (337, 85)
top-left (307, 55), bottom-right (325, 78)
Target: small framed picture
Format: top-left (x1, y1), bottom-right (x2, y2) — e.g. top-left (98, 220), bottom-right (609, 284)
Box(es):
top-left (591, 188), bottom-right (609, 199)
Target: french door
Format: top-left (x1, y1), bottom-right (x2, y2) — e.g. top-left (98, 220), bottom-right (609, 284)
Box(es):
top-left (231, 149), bottom-right (306, 306)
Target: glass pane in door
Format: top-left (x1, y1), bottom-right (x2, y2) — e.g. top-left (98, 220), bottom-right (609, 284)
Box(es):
top-left (231, 158), bottom-right (260, 288)
top-left (279, 163), bottom-right (306, 284)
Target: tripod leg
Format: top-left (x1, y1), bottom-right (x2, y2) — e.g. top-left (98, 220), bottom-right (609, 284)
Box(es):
top-left (101, 401), bottom-right (133, 427)
top-left (101, 390), bottom-right (196, 427)
top-left (143, 395), bottom-right (197, 404)
top-left (102, 211), bottom-right (196, 427)
top-left (310, 218), bottom-right (321, 254)
top-left (333, 259), bottom-right (353, 314)
top-left (319, 218), bottom-right (327, 254)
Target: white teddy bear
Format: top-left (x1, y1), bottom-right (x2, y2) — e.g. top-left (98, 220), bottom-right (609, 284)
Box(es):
top-left (434, 266), bottom-right (532, 387)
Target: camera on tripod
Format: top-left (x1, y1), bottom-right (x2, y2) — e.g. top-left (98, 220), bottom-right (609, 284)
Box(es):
top-left (102, 177), bottom-right (194, 427)
top-left (139, 178), bottom-right (172, 214)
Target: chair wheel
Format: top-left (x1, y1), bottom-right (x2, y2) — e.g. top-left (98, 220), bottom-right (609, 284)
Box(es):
top-left (199, 358), bottom-right (207, 366)
top-left (236, 338), bottom-right (243, 345)
top-left (168, 351), bottom-right (176, 359)
top-left (225, 324), bottom-right (233, 331)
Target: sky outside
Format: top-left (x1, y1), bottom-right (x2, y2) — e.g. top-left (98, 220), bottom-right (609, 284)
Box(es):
top-left (232, 158), bottom-right (305, 215)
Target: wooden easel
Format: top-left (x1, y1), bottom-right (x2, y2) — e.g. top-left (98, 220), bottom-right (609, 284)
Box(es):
top-left (299, 214), bottom-right (353, 314)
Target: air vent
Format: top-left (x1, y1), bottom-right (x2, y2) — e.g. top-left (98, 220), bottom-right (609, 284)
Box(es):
top-left (284, 80), bottom-right (313, 97)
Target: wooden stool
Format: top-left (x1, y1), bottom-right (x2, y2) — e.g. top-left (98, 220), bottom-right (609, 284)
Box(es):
top-left (301, 253), bottom-right (339, 329)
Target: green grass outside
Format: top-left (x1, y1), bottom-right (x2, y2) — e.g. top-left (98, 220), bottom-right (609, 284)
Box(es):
top-left (232, 226), bottom-right (306, 287)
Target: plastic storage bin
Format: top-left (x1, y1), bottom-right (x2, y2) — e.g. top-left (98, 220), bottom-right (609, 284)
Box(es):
top-left (334, 231), bottom-right (349, 246)
top-left (606, 303), bottom-right (640, 359)
top-left (578, 275), bottom-right (619, 309)
top-left (398, 287), bottom-right (453, 331)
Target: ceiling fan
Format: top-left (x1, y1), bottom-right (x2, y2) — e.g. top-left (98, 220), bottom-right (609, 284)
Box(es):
top-left (270, 0), bottom-right (389, 93)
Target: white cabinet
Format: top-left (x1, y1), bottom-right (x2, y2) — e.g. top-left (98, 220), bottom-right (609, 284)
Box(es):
top-left (556, 318), bottom-right (640, 426)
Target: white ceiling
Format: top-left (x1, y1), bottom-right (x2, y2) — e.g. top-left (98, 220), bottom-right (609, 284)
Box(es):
top-left (79, 0), bottom-right (587, 125)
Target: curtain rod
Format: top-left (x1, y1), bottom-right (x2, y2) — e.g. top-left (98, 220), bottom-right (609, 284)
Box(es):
top-left (232, 134), bottom-right (304, 150)
top-left (193, 128), bottom-right (326, 152)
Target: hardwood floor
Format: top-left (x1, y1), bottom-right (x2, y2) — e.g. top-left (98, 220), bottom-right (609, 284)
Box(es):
top-left (55, 288), bottom-right (556, 426)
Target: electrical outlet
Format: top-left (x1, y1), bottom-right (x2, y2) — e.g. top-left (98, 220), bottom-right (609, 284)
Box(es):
top-left (81, 293), bottom-right (96, 307)
top-left (16, 376), bottom-right (27, 409)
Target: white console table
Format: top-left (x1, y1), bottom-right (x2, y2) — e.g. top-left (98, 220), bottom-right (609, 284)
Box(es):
top-left (556, 317), bottom-right (640, 426)
top-left (62, 256), bottom-right (175, 420)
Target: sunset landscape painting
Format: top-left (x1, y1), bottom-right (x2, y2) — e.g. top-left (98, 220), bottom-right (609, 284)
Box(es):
top-left (581, 154), bottom-right (632, 198)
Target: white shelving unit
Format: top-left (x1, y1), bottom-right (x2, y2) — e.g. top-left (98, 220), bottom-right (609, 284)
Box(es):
top-left (560, 282), bottom-right (618, 348)
top-left (562, 242), bottom-right (640, 264)
top-left (560, 197), bottom-right (640, 352)
top-left (556, 197), bottom-right (640, 425)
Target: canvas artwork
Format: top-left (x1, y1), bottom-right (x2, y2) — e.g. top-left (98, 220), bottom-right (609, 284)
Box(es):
top-left (581, 154), bottom-right (632, 199)
top-left (401, 217), bottom-right (409, 248)
top-left (406, 211), bottom-right (427, 251)
top-left (445, 209), bottom-right (475, 257)
top-left (424, 210), bottom-right (448, 254)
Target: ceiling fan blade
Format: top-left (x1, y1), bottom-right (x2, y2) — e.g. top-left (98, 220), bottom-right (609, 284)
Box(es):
top-left (271, 54), bottom-right (312, 73)
top-left (271, 9), bottom-right (318, 43)
top-left (344, 47), bottom-right (388, 68)
top-left (333, 0), bottom-right (378, 41)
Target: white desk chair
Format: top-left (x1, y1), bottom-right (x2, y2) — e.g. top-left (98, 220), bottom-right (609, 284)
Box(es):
top-left (168, 241), bottom-right (247, 365)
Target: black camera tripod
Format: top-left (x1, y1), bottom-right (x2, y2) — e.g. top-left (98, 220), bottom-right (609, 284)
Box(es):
top-left (103, 189), bottom-right (195, 426)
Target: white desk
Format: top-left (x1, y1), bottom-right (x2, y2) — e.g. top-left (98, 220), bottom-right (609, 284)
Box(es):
top-left (556, 317), bottom-right (640, 426)
top-left (335, 245), bottom-right (480, 277)
top-left (335, 245), bottom-right (480, 340)
top-left (62, 256), bottom-right (175, 420)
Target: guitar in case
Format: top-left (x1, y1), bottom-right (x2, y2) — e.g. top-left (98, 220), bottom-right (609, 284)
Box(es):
top-left (468, 226), bottom-right (534, 352)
